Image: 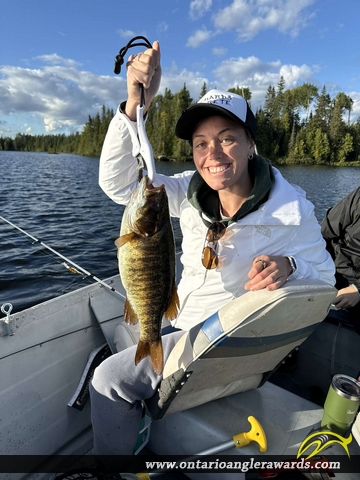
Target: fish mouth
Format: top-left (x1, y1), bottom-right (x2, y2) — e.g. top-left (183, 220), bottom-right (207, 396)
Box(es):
top-left (140, 175), bottom-right (165, 196)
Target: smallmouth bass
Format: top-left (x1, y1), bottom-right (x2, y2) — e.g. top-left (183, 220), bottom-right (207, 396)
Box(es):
top-left (115, 176), bottom-right (179, 375)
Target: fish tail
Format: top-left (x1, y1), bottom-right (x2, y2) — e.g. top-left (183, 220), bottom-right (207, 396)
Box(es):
top-left (135, 340), bottom-right (164, 375)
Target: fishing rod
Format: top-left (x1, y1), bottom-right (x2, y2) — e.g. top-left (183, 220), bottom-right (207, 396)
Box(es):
top-left (0, 215), bottom-right (125, 299)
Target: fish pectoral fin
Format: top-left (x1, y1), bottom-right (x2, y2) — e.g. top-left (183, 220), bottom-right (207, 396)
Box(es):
top-left (115, 233), bottom-right (137, 248)
top-left (164, 283), bottom-right (180, 321)
top-left (124, 298), bottom-right (139, 325)
top-left (135, 340), bottom-right (164, 375)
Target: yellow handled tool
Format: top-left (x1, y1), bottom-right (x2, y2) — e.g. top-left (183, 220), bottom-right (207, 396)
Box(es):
top-left (233, 415), bottom-right (267, 453)
top-left (190, 415), bottom-right (267, 456)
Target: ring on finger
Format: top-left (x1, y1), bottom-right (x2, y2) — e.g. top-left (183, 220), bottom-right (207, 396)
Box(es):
top-left (255, 259), bottom-right (268, 270)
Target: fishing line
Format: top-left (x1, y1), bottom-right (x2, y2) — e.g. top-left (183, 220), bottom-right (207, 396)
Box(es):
top-left (0, 215), bottom-right (125, 299)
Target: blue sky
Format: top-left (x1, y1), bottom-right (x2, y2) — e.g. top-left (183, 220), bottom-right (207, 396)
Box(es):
top-left (1, 0), bottom-right (360, 137)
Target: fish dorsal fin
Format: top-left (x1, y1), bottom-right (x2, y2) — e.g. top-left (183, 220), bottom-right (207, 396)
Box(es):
top-left (124, 297), bottom-right (139, 325)
top-left (115, 233), bottom-right (137, 248)
top-left (164, 283), bottom-right (180, 321)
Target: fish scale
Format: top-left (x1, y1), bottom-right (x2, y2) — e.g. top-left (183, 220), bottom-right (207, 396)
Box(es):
top-left (122, 233), bottom-right (173, 325)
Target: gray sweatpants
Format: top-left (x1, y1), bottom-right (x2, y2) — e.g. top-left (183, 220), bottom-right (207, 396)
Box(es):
top-left (90, 330), bottom-right (185, 455)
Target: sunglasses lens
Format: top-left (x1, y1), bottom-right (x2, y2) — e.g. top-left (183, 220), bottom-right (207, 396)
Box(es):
top-left (202, 246), bottom-right (218, 269)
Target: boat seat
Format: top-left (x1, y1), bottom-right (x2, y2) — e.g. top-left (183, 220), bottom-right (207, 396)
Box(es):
top-left (145, 279), bottom-right (336, 420)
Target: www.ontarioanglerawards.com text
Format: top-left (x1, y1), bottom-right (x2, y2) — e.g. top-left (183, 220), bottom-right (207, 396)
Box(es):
top-left (145, 457), bottom-right (340, 473)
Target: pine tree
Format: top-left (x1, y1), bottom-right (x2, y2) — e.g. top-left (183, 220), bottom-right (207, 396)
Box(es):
top-left (199, 82), bottom-right (207, 98)
top-left (264, 86), bottom-right (277, 120)
top-left (228, 86), bottom-right (252, 102)
top-left (312, 86), bottom-right (331, 132)
top-left (311, 128), bottom-right (330, 164)
top-left (337, 133), bottom-right (354, 163)
top-left (172, 84), bottom-right (193, 161)
top-left (329, 94), bottom-right (347, 161)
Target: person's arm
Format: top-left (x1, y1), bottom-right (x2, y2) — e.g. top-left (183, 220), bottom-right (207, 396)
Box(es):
top-left (99, 41), bottom-right (162, 205)
top-left (320, 188), bottom-right (360, 308)
top-left (321, 188), bottom-right (360, 288)
top-left (246, 196), bottom-right (336, 291)
top-left (98, 40), bottom-right (193, 215)
top-left (98, 107), bottom-right (139, 205)
top-left (320, 189), bottom-right (357, 243)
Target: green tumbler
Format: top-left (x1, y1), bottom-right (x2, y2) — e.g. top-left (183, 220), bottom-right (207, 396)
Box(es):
top-left (321, 374), bottom-right (360, 435)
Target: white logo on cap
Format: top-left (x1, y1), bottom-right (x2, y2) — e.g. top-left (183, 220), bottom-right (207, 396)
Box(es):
top-left (203, 93), bottom-right (233, 107)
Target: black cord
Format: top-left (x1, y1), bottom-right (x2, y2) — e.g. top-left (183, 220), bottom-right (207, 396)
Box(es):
top-left (113, 35), bottom-right (152, 75)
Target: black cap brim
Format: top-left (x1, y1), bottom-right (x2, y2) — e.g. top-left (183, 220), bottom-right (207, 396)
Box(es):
top-left (175, 103), bottom-right (256, 141)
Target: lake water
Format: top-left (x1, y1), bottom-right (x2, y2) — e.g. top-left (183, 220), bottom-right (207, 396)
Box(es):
top-left (1, 150), bottom-right (359, 313)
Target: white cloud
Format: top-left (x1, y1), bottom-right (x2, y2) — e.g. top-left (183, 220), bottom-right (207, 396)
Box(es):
top-left (44, 116), bottom-right (74, 132)
top-left (36, 54), bottom-right (81, 68)
top-left (212, 47), bottom-right (228, 56)
top-left (159, 57), bottom-right (317, 109)
top-left (279, 63), bottom-right (318, 87)
top-left (157, 21), bottom-right (169, 33)
top-left (186, 28), bottom-right (213, 48)
top-left (213, 0), bottom-right (316, 41)
top-left (189, 0), bottom-right (213, 20)
top-left (347, 92), bottom-right (360, 122)
top-left (0, 62), bottom-right (125, 134)
top-left (213, 55), bottom-right (318, 110)
top-left (160, 63), bottom-right (211, 101)
top-left (213, 55), bottom-right (281, 83)
top-left (117, 29), bottom-right (137, 38)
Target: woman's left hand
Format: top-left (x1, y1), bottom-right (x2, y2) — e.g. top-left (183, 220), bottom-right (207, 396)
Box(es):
top-left (245, 255), bottom-right (292, 291)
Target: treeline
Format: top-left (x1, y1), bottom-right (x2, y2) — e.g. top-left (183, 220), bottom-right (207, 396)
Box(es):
top-left (0, 105), bottom-right (115, 158)
top-left (1, 80), bottom-right (360, 165)
top-left (256, 79), bottom-right (360, 164)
